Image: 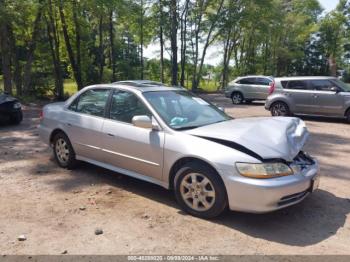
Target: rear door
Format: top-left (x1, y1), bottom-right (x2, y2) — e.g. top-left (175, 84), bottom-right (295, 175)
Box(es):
top-left (282, 80), bottom-right (316, 114)
top-left (254, 77), bottom-right (272, 99)
top-left (309, 79), bottom-right (344, 115)
top-left (64, 88), bottom-right (111, 161)
top-left (235, 77), bottom-right (256, 99)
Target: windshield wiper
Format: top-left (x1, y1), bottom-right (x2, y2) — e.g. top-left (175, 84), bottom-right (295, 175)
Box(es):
top-left (174, 125), bottom-right (203, 131)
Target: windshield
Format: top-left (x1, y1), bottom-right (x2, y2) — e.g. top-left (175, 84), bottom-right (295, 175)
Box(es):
top-left (332, 79), bottom-right (350, 92)
top-left (143, 90), bottom-right (231, 130)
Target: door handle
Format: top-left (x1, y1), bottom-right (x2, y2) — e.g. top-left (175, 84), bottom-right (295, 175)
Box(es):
top-left (66, 123), bottom-right (72, 127)
top-left (107, 133), bottom-right (115, 137)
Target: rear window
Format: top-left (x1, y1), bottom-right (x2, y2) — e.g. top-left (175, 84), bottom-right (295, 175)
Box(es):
top-left (237, 78), bottom-right (256, 85)
top-left (284, 80), bottom-right (309, 90)
top-left (255, 78), bottom-right (272, 86)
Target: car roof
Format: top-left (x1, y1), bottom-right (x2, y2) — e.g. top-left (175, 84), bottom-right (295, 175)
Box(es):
top-left (274, 76), bottom-right (337, 81)
top-left (86, 81), bottom-right (185, 93)
top-left (236, 75), bottom-right (273, 79)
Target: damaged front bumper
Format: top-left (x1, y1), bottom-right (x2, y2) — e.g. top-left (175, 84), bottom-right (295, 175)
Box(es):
top-left (223, 152), bottom-right (320, 213)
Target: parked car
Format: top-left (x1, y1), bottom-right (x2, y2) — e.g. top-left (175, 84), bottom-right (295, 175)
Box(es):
top-left (0, 92), bottom-right (23, 124)
top-left (224, 75), bottom-right (274, 104)
top-left (265, 76), bottom-right (350, 122)
top-left (38, 81), bottom-right (319, 218)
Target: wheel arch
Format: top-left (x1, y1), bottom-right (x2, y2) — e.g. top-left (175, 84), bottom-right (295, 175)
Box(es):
top-left (50, 128), bottom-right (68, 145)
top-left (269, 99), bottom-right (292, 111)
top-left (230, 90), bottom-right (244, 99)
top-left (345, 106), bottom-right (350, 117)
top-left (168, 157), bottom-right (225, 191)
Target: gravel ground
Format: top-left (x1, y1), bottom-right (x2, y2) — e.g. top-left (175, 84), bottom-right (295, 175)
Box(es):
top-left (0, 95), bottom-right (349, 255)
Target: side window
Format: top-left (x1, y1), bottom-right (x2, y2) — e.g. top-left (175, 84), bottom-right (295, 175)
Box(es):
top-left (286, 81), bottom-right (309, 90)
top-left (238, 78), bottom-right (256, 85)
top-left (109, 90), bottom-right (152, 123)
top-left (71, 89), bottom-right (110, 117)
top-left (310, 80), bottom-right (334, 91)
top-left (256, 78), bottom-right (271, 86)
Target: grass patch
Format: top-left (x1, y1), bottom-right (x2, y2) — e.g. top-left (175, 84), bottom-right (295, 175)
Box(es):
top-left (64, 79), bottom-right (78, 96)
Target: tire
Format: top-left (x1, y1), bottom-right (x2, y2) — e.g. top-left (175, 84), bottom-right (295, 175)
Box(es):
top-left (346, 109), bottom-right (350, 123)
top-left (52, 132), bottom-right (77, 169)
top-left (231, 92), bottom-right (243, 104)
top-left (174, 162), bottom-right (228, 218)
top-left (270, 101), bottom-right (290, 117)
top-left (10, 111), bottom-right (23, 125)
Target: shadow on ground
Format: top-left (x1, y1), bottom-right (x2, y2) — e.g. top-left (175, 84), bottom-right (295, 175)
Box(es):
top-left (29, 160), bottom-right (350, 247)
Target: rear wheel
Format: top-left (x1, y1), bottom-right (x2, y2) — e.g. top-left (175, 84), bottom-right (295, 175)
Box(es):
top-left (174, 162), bottom-right (227, 218)
top-left (270, 101), bottom-right (290, 117)
top-left (231, 92), bottom-right (243, 104)
top-left (53, 132), bottom-right (77, 169)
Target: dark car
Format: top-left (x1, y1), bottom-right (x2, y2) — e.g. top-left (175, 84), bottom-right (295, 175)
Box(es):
top-left (0, 92), bottom-right (23, 124)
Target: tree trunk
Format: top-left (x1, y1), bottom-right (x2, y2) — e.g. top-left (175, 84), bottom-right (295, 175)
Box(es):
top-left (170, 0), bottom-right (178, 86)
top-left (72, 0), bottom-right (83, 89)
top-left (180, 0), bottom-right (189, 87)
top-left (140, 0), bottom-right (144, 80)
top-left (59, 0), bottom-right (83, 90)
top-left (7, 24), bottom-right (22, 96)
top-left (48, 0), bottom-right (63, 99)
top-left (159, 0), bottom-right (164, 83)
top-left (0, 18), bottom-right (12, 94)
top-left (22, 3), bottom-right (43, 95)
top-left (194, 0), bottom-right (224, 90)
top-left (98, 14), bottom-right (104, 83)
top-left (109, 10), bottom-right (116, 82)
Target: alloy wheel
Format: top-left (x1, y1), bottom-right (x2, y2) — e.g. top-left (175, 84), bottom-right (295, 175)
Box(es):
top-left (55, 138), bottom-right (70, 165)
top-left (180, 173), bottom-right (216, 212)
top-left (272, 102), bottom-right (288, 116)
top-left (231, 93), bottom-right (243, 104)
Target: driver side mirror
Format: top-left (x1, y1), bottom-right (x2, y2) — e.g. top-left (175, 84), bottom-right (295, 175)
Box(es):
top-left (132, 115), bottom-right (160, 130)
top-left (330, 86), bottom-right (340, 93)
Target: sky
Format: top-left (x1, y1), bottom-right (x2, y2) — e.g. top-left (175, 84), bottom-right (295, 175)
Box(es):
top-left (144, 0), bottom-right (340, 66)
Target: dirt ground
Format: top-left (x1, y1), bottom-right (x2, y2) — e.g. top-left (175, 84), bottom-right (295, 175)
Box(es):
top-left (0, 95), bottom-right (349, 255)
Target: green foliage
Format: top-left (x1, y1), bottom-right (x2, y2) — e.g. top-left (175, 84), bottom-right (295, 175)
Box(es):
top-left (1, 0), bottom-right (350, 101)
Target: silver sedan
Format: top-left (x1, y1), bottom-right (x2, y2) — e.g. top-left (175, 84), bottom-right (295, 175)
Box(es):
top-left (38, 82), bottom-right (320, 218)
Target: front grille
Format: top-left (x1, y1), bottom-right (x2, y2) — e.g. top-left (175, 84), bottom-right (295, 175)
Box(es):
top-left (278, 190), bottom-right (309, 206)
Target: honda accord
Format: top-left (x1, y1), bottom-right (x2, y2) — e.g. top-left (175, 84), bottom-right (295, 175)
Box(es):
top-left (38, 82), bottom-right (320, 218)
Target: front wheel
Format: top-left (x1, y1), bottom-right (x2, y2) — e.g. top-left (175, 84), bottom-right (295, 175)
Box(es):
top-left (231, 92), bottom-right (243, 104)
top-left (270, 102), bottom-right (290, 117)
top-left (346, 109), bottom-right (350, 123)
top-left (10, 111), bottom-right (23, 125)
top-left (53, 132), bottom-right (77, 169)
top-left (174, 162), bottom-right (227, 218)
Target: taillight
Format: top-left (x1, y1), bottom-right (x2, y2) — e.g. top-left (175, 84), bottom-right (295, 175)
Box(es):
top-left (269, 81), bottom-right (275, 95)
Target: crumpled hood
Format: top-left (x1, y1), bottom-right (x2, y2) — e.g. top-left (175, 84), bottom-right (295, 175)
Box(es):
top-left (186, 117), bottom-right (309, 162)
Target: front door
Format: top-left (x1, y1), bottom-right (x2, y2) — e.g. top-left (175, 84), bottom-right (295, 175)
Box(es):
top-left (101, 89), bottom-right (164, 180)
top-left (308, 79), bottom-right (344, 116)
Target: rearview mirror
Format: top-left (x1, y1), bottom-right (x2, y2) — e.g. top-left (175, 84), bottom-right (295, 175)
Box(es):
top-left (218, 106), bottom-right (225, 112)
top-left (132, 115), bottom-right (160, 130)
